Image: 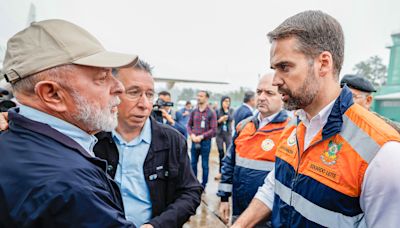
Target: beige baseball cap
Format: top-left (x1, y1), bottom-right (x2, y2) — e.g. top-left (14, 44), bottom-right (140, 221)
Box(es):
top-left (2, 19), bottom-right (138, 84)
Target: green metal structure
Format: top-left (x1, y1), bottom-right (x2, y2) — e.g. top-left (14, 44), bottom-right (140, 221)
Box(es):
top-left (373, 32), bottom-right (400, 121)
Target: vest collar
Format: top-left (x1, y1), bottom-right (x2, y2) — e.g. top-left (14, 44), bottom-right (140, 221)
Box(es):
top-left (322, 85), bottom-right (354, 140)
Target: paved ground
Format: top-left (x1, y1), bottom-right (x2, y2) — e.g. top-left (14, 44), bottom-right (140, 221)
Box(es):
top-left (184, 142), bottom-right (229, 228)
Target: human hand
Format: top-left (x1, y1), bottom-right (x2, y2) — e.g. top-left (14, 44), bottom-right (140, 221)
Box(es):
top-left (160, 109), bottom-right (175, 125)
top-left (191, 134), bottom-right (198, 142)
top-left (0, 112), bottom-right (8, 131)
top-left (196, 135), bottom-right (203, 142)
top-left (230, 223), bottom-right (244, 228)
top-left (140, 224), bottom-right (154, 228)
top-left (219, 202), bottom-right (230, 224)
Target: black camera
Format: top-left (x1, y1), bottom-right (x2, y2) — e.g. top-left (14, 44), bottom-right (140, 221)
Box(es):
top-left (153, 98), bottom-right (174, 110)
top-left (151, 98), bottom-right (174, 122)
top-left (0, 88), bottom-right (16, 112)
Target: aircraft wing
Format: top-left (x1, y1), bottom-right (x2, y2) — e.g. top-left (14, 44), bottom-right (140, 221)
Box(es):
top-left (154, 77), bottom-right (228, 84)
top-left (154, 77), bottom-right (228, 89)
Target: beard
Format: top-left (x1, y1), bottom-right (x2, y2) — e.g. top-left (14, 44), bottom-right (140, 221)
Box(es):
top-left (279, 65), bottom-right (319, 111)
top-left (71, 90), bottom-right (120, 132)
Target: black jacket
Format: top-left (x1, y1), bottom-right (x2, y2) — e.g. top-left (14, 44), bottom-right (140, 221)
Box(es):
top-left (94, 118), bottom-right (203, 228)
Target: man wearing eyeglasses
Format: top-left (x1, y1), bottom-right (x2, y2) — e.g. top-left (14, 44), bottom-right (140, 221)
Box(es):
top-left (341, 74), bottom-right (400, 133)
top-left (94, 60), bottom-right (203, 228)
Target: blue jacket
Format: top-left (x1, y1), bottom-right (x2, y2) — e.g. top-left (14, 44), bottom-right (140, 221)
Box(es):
top-left (233, 104), bottom-right (253, 127)
top-left (154, 110), bottom-right (187, 137)
top-left (176, 108), bottom-right (191, 137)
top-left (0, 109), bottom-right (134, 227)
top-left (217, 110), bottom-right (289, 216)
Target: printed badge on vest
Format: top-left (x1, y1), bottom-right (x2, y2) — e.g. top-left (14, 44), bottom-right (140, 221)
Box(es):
top-left (321, 140), bottom-right (342, 166)
top-left (287, 128), bottom-right (296, 147)
top-left (261, 139), bottom-right (275, 152)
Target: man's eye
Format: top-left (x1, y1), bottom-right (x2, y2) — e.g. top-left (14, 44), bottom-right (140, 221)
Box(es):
top-left (126, 90), bottom-right (141, 97)
top-left (99, 71), bottom-right (108, 80)
top-left (146, 92), bottom-right (155, 99)
top-left (280, 64), bottom-right (289, 72)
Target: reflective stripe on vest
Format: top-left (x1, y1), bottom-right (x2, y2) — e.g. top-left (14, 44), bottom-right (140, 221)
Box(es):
top-left (340, 115), bottom-right (380, 163)
top-left (218, 183), bottom-right (233, 192)
top-left (275, 179), bottom-right (366, 228)
top-left (236, 155), bottom-right (274, 171)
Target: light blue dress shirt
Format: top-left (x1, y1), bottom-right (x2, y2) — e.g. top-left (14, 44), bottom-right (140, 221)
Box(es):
top-left (18, 104), bottom-right (98, 156)
top-left (112, 118), bottom-right (152, 226)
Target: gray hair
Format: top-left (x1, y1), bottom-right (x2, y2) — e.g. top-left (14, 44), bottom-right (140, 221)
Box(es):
top-left (12, 64), bottom-right (76, 94)
top-left (112, 59), bottom-right (153, 77)
top-left (267, 10), bottom-right (344, 77)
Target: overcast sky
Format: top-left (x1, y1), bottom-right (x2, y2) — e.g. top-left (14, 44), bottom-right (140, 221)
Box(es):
top-left (1, 0), bottom-right (399, 92)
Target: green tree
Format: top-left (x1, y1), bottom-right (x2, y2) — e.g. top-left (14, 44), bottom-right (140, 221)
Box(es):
top-left (177, 88), bottom-right (195, 101)
top-left (352, 55), bottom-right (387, 89)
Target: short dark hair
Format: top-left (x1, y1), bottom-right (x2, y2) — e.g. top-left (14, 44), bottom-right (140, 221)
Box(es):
top-left (267, 10), bottom-right (344, 77)
top-left (199, 90), bottom-right (210, 98)
top-left (243, 91), bottom-right (255, 103)
top-left (185, 101), bottom-right (192, 106)
top-left (112, 59), bottom-right (153, 76)
top-left (158, 91), bottom-right (171, 97)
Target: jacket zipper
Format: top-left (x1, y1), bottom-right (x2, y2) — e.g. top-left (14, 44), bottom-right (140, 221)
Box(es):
top-left (288, 128), bottom-right (323, 226)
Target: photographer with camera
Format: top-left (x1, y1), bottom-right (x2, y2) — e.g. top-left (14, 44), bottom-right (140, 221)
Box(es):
top-left (152, 91), bottom-right (186, 136)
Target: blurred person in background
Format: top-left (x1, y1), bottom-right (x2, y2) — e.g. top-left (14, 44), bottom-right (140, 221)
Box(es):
top-left (341, 74), bottom-right (400, 133)
top-left (215, 95), bottom-right (234, 180)
top-left (176, 100), bottom-right (192, 138)
top-left (233, 91), bottom-right (256, 126)
top-left (217, 74), bottom-right (289, 226)
top-left (187, 90), bottom-right (217, 189)
top-left (153, 90), bottom-right (186, 136)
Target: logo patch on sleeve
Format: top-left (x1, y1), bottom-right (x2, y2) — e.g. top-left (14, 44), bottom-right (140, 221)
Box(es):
top-left (261, 139), bottom-right (275, 151)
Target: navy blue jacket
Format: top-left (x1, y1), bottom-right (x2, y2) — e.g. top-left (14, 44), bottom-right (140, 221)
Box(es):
top-left (0, 109), bottom-right (134, 227)
top-left (233, 104), bottom-right (253, 127)
top-left (217, 110), bottom-right (289, 216)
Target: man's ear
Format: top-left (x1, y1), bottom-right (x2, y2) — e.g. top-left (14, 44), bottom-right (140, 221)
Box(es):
top-left (318, 51), bottom-right (334, 77)
top-left (366, 95), bottom-right (373, 109)
top-left (34, 81), bottom-right (68, 112)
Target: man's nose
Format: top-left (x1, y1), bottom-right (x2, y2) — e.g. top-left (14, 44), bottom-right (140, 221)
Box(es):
top-left (110, 73), bottom-right (125, 95)
top-left (272, 73), bottom-right (283, 87)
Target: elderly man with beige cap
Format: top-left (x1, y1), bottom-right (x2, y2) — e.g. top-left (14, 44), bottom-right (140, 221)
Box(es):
top-left (0, 19), bottom-right (138, 227)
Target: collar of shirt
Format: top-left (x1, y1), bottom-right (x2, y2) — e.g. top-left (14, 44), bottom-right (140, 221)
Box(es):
top-left (112, 118), bottom-right (152, 146)
top-left (196, 106), bottom-right (209, 113)
top-left (18, 104), bottom-right (98, 157)
top-left (243, 103), bottom-right (254, 112)
top-left (112, 118), bottom-right (152, 226)
top-left (298, 99), bottom-right (336, 150)
top-left (257, 111), bottom-right (281, 129)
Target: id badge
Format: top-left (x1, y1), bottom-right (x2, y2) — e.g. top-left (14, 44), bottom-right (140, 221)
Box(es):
top-left (201, 120), bottom-right (206, 128)
top-left (222, 125), bottom-right (228, 132)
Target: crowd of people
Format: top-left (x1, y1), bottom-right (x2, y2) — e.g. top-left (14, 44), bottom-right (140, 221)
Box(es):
top-left (1, 10), bottom-right (400, 228)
